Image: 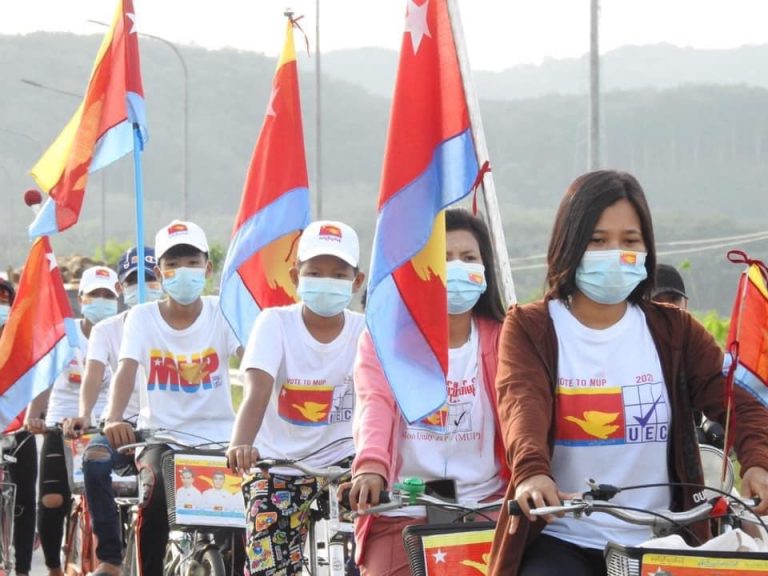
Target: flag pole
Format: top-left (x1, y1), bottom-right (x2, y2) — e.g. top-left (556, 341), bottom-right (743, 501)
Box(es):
top-left (133, 124), bottom-right (146, 303)
top-left (445, 0), bottom-right (517, 306)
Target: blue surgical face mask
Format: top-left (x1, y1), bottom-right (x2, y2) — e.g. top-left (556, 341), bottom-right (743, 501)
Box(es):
top-left (0, 304), bottom-right (10, 327)
top-left (446, 260), bottom-right (487, 315)
top-left (161, 267), bottom-right (207, 305)
top-left (123, 282), bottom-right (164, 307)
top-left (575, 250), bottom-right (648, 305)
top-left (297, 277), bottom-right (354, 318)
top-left (81, 297), bottom-right (118, 324)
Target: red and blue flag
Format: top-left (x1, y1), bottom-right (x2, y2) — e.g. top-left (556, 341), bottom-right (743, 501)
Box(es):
top-left (29, 0), bottom-right (147, 238)
top-left (220, 18), bottom-right (310, 345)
top-left (0, 238), bottom-right (78, 429)
top-left (366, 0), bottom-right (479, 423)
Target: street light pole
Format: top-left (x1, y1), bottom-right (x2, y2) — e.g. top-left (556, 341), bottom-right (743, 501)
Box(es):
top-left (315, 0), bottom-right (323, 220)
top-left (588, 0), bottom-right (601, 170)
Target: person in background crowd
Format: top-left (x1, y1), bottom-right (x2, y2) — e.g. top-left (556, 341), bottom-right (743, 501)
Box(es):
top-left (0, 276), bottom-right (38, 576)
top-left (63, 247), bottom-right (163, 576)
top-left (652, 263), bottom-right (688, 310)
top-left (26, 266), bottom-right (119, 576)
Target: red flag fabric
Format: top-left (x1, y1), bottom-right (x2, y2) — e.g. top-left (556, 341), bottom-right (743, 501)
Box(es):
top-left (0, 238), bottom-right (76, 429)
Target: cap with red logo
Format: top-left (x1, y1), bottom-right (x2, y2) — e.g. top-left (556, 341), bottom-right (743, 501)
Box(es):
top-left (154, 220), bottom-right (209, 260)
top-left (79, 266), bottom-right (119, 296)
top-left (297, 220), bottom-right (359, 267)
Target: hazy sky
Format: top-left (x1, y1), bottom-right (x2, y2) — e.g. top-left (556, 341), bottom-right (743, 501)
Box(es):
top-left (1, 0), bottom-right (767, 71)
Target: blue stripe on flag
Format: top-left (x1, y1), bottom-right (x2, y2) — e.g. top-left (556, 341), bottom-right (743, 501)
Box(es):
top-left (368, 129), bottom-right (477, 289)
top-left (92, 92), bottom-right (147, 171)
top-left (28, 197), bottom-right (60, 238)
top-left (367, 129), bottom-right (478, 424)
top-left (0, 332), bottom-right (74, 429)
top-left (220, 186), bottom-right (310, 345)
top-left (367, 275), bottom-right (447, 422)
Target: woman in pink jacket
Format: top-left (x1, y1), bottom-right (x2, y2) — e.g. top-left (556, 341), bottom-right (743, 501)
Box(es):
top-left (348, 208), bottom-right (510, 576)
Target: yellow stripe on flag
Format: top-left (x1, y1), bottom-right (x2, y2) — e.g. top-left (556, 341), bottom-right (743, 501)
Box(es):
top-left (421, 529), bottom-right (495, 548)
top-left (748, 264), bottom-right (768, 300)
top-left (276, 19), bottom-right (297, 69)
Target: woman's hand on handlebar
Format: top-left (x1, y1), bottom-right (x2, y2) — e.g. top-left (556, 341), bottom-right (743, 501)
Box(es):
top-left (742, 466), bottom-right (768, 514)
top-left (227, 444), bottom-right (260, 474)
top-left (103, 420), bottom-right (136, 449)
top-left (348, 473), bottom-right (386, 512)
top-left (63, 416), bottom-right (91, 438)
top-left (508, 474), bottom-right (577, 535)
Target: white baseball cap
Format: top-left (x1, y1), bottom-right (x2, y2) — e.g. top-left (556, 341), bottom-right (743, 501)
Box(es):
top-left (79, 266), bottom-right (119, 296)
top-left (297, 220), bottom-right (359, 267)
top-left (155, 220), bottom-right (209, 260)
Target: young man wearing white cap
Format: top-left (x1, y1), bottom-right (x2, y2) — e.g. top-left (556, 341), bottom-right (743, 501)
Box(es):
top-left (62, 247), bottom-right (164, 576)
top-left (228, 220), bottom-right (365, 575)
top-left (24, 265), bottom-right (119, 576)
top-left (102, 221), bottom-right (243, 576)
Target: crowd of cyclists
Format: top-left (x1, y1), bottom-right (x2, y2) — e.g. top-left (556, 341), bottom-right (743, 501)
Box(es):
top-left (2, 169), bottom-right (768, 576)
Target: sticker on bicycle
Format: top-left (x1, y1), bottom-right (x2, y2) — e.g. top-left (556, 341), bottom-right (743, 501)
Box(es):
top-left (172, 453), bottom-right (246, 528)
top-left (556, 382), bottom-right (669, 446)
top-left (642, 552), bottom-right (768, 574)
top-left (421, 529), bottom-right (495, 574)
top-left (65, 435), bottom-right (137, 496)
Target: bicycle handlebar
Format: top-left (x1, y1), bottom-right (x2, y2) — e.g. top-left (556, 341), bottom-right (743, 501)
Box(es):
top-left (508, 496), bottom-right (762, 529)
top-left (250, 459), bottom-right (350, 479)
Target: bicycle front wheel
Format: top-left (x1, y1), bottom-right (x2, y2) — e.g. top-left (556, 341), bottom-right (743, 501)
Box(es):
top-left (122, 526), bottom-right (138, 576)
top-left (199, 548), bottom-right (226, 576)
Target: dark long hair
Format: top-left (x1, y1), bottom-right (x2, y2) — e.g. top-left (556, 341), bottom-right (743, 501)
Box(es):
top-left (446, 208), bottom-right (506, 322)
top-left (545, 170), bottom-right (657, 303)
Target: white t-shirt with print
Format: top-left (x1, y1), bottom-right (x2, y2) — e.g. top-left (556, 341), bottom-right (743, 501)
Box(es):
top-left (543, 299), bottom-right (671, 549)
top-left (46, 321), bottom-right (110, 425)
top-left (241, 303), bottom-right (364, 472)
top-left (87, 311), bottom-right (141, 421)
top-left (387, 321), bottom-right (503, 517)
top-left (119, 296), bottom-right (240, 445)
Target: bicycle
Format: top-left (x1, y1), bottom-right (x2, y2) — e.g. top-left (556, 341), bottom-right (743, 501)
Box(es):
top-left (0, 433), bottom-right (19, 576)
top-left (115, 430), bottom-right (241, 576)
top-left (247, 458), bottom-right (355, 576)
top-left (61, 426), bottom-right (140, 576)
top-left (347, 477), bottom-right (503, 576)
top-left (508, 478), bottom-right (768, 576)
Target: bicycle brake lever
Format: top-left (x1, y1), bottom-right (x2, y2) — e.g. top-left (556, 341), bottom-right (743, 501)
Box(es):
top-left (585, 479), bottom-right (620, 501)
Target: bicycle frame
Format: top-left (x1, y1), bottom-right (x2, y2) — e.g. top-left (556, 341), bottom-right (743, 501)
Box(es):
top-left (0, 435), bottom-right (17, 575)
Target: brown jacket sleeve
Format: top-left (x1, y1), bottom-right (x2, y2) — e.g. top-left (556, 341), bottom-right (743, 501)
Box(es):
top-left (495, 302), bottom-right (556, 484)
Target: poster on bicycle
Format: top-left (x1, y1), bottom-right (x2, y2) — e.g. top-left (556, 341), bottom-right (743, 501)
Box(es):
top-left (642, 552), bottom-right (768, 575)
top-left (171, 453), bottom-right (246, 528)
top-left (65, 435), bottom-right (137, 496)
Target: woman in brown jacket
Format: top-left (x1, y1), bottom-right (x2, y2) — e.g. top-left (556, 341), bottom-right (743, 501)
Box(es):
top-left (490, 170), bottom-right (768, 576)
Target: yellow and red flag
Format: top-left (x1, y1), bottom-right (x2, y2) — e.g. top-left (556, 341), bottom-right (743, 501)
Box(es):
top-left (421, 528), bottom-right (494, 575)
top-left (366, 0), bottom-right (479, 423)
top-left (29, 0), bottom-right (147, 238)
top-left (0, 238), bottom-right (77, 429)
top-left (725, 252), bottom-right (768, 406)
top-left (219, 16), bottom-right (310, 346)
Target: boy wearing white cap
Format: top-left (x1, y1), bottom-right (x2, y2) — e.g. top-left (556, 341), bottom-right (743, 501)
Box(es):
top-left (62, 247), bottom-right (164, 576)
top-left (228, 220), bottom-right (365, 575)
top-left (24, 265), bottom-right (119, 575)
top-left (102, 221), bottom-right (243, 576)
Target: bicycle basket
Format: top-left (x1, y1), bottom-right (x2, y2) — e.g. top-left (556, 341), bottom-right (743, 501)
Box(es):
top-left (63, 434), bottom-right (137, 496)
top-left (402, 522), bottom-right (496, 576)
top-left (605, 542), bottom-right (768, 576)
top-left (162, 450), bottom-right (246, 530)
